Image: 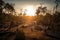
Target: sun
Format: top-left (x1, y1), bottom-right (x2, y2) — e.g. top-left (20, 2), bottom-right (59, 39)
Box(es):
top-left (25, 5), bottom-right (35, 16)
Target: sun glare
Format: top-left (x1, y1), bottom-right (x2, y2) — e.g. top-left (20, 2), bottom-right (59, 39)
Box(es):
top-left (25, 5), bottom-right (35, 16)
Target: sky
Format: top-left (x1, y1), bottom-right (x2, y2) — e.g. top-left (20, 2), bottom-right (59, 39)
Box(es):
top-left (4, 0), bottom-right (60, 13)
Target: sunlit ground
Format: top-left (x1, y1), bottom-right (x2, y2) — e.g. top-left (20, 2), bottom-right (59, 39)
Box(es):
top-left (23, 16), bottom-right (35, 25)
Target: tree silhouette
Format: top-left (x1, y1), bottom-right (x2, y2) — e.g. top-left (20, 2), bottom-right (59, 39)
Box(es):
top-left (4, 3), bottom-right (15, 15)
top-left (53, 0), bottom-right (60, 13)
top-left (46, 12), bottom-right (60, 39)
top-left (23, 9), bottom-right (26, 16)
top-left (19, 9), bottom-right (23, 16)
top-left (0, 0), bottom-right (5, 13)
top-left (36, 6), bottom-right (42, 15)
top-left (36, 5), bottom-right (47, 16)
top-left (55, 0), bottom-right (60, 11)
top-left (9, 3), bottom-right (15, 15)
top-left (42, 7), bottom-right (47, 14)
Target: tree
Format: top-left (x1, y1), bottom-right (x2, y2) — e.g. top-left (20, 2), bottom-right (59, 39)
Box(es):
top-left (9, 3), bottom-right (15, 15)
top-left (36, 5), bottom-right (47, 16)
top-left (42, 7), bottom-right (47, 14)
top-left (36, 6), bottom-right (42, 16)
top-left (23, 9), bottom-right (26, 16)
top-left (53, 0), bottom-right (60, 13)
top-left (0, 0), bottom-right (5, 13)
top-left (19, 9), bottom-right (23, 16)
top-left (4, 3), bottom-right (15, 15)
top-left (45, 12), bottom-right (60, 39)
top-left (35, 5), bottom-right (47, 25)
